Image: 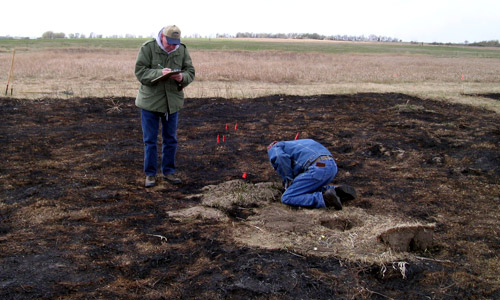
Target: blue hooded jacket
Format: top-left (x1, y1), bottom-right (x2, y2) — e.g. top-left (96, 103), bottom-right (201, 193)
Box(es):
top-left (267, 139), bottom-right (333, 186)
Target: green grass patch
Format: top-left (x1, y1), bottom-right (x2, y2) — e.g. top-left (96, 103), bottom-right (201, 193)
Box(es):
top-left (0, 38), bottom-right (148, 50)
top-left (1, 38), bottom-right (500, 58)
top-left (185, 39), bottom-right (500, 58)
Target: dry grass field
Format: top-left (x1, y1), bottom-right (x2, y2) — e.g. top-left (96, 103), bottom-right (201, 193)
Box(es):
top-left (1, 38), bottom-right (500, 112)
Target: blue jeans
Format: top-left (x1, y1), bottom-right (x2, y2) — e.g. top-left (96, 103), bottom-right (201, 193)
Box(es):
top-left (141, 109), bottom-right (178, 176)
top-left (281, 159), bottom-right (337, 208)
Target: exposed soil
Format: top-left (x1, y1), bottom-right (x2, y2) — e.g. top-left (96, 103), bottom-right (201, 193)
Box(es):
top-left (1, 93), bottom-right (499, 299)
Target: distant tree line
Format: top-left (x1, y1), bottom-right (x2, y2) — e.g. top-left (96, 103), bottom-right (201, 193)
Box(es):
top-left (38, 31), bottom-right (143, 39)
top-left (428, 40), bottom-right (500, 47)
top-left (2, 31), bottom-right (498, 47)
top-left (41, 31), bottom-right (66, 39)
top-left (468, 40), bottom-right (500, 47)
top-left (232, 32), bottom-right (402, 42)
top-left (0, 36), bottom-right (29, 39)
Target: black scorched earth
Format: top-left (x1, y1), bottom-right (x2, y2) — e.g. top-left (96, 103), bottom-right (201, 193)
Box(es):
top-left (0, 93), bottom-right (499, 299)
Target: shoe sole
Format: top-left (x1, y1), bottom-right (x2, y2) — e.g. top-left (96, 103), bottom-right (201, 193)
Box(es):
top-left (163, 176), bottom-right (182, 185)
top-left (335, 185), bottom-right (356, 201)
top-left (324, 189), bottom-right (343, 210)
top-left (330, 195), bottom-right (342, 210)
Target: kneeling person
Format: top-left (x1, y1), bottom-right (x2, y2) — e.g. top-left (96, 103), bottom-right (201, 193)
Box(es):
top-left (267, 139), bottom-right (356, 209)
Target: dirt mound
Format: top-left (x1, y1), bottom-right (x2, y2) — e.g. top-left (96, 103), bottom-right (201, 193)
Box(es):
top-left (234, 204), bottom-right (435, 264)
top-left (168, 180), bottom-right (281, 221)
top-left (198, 180), bottom-right (281, 210)
top-left (170, 180), bottom-right (436, 265)
top-left (1, 93), bottom-right (499, 299)
top-left (378, 224), bottom-right (434, 252)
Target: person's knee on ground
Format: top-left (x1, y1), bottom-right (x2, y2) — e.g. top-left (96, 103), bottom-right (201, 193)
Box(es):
top-left (280, 193), bottom-right (296, 207)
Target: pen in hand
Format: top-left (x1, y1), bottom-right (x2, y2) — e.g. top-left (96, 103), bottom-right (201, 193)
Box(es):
top-left (156, 64), bottom-right (182, 81)
top-left (158, 64), bottom-right (172, 75)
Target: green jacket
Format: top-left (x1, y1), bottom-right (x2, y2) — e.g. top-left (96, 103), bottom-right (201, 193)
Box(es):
top-left (135, 39), bottom-right (195, 114)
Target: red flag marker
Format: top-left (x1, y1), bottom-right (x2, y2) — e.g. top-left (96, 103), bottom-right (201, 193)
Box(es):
top-left (294, 132), bottom-right (300, 140)
top-left (234, 123), bottom-right (238, 131)
top-left (223, 135), bottom-right (226, 142)
top-left (225, 123), bottom-right (228, 130)
top-left (242, 172), bottom-right (247, 179)
top-left (217, 134), bottom-right (220, 143)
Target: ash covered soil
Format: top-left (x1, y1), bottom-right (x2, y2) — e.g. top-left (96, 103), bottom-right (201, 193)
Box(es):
top-left (0, 93), bottom-right (499, 299)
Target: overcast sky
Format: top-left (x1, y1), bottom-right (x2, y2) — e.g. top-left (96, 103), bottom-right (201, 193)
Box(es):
top-left (1, 0), bottom-right (499, 43)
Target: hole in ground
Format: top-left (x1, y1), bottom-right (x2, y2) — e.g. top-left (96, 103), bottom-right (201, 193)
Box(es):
top-left (320, 217), bottom-right (361, 231)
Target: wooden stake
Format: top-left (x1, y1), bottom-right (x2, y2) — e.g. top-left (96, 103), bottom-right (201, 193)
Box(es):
top-left (5, 49), bottom-right (16, 96)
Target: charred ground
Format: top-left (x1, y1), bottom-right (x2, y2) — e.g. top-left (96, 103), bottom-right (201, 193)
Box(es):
top-left (0, 93), bottom-right (499, 299)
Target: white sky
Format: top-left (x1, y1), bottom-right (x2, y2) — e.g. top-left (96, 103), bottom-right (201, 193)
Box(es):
top-left (1, 0), bottom-right (499, 43)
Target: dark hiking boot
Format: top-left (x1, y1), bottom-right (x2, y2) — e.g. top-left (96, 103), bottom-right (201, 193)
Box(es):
top-left (323, 189), bottom-right (342, 210)
top-left (145, 176), bottom-right (156, 188)
top-left (163, 173), bottom-right (182, 185)
top-left (334, 185), bottom-right (357, 202)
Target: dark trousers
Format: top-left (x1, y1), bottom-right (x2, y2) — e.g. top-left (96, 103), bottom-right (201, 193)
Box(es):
top-left (141, 109), bottom-right (178, 176)
top-left (281, 159), bottom-right (337, 208)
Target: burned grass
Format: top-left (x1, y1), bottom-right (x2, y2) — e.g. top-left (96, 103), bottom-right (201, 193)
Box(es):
top-left (0, 93), bottom-right (499, 299)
